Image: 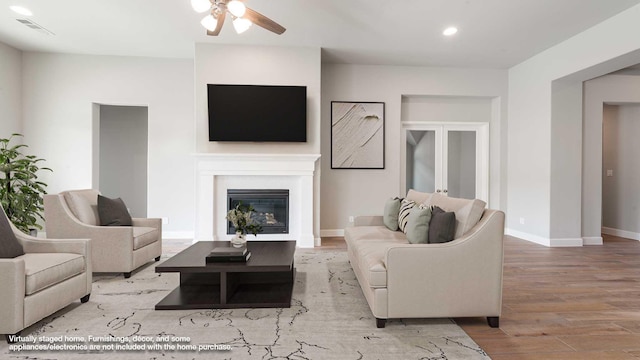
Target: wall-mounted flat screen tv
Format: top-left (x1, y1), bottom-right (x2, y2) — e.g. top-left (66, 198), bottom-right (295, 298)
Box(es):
top-left (208, 84), bottom-right (307, 142)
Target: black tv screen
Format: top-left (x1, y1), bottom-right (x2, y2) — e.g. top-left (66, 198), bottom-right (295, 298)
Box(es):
top-left (208, 84), bottom-right (307, 142)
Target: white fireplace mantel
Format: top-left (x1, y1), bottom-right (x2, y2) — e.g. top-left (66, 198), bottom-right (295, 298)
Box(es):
top-left (193, 153), bottom-right (320, 248)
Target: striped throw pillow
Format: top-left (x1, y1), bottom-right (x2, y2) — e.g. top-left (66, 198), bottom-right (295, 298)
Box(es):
top-left (398, 199), bottom-right (416, 233)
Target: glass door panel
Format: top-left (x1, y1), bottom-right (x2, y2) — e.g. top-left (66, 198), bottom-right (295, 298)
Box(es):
top-left (406, 130), bottom-right (438, 193)
top-left (445, 130), bottom-right (476, 199)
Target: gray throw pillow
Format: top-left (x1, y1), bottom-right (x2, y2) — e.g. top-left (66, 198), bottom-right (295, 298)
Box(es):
top-left (383, 197), bottom-right (401, 231)
top-left (0, 207), bottom-right (25, 258)
top-left (405, 205), bottom-right (432, 244)
top-left (398, 199), bottom-right (416, 233)
top-left (98, 195), bottom-right (133, 226)
top-left (428, 206), bottom-right (456, 243)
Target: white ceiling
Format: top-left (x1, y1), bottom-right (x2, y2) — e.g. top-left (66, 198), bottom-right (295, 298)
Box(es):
top-left (1, 0), bottom-right (640, 68)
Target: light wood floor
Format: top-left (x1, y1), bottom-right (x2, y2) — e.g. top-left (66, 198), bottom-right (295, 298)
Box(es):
top-left (166, 235), bottom-right (640, 358)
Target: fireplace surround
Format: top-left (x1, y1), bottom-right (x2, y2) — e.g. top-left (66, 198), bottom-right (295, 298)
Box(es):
top-left (193, 153), bottom-right (320, 248)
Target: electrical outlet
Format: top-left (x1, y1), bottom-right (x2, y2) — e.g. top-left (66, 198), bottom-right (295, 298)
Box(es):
top-left (349, 216), bottom-right (354, 223)
top-left (162, 217), bottom-right (169, 225)
top-left (519, 217), bottom-right (525, 225)
top-left (607, 169), bottom-right (613, 177)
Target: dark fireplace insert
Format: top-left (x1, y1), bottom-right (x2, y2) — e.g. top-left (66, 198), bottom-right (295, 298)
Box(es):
top-left (227, 189), bottom-right (289, 234)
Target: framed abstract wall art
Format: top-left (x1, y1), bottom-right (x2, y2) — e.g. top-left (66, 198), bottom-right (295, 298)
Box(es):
top-left (331, 101), bottom-right (385, 169)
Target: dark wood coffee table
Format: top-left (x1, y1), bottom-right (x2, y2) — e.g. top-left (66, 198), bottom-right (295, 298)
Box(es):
top-left (155, 241), bottom-right (295, 310)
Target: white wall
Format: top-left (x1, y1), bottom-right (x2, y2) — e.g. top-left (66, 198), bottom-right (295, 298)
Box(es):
top-left (0, 42), bottom-right (22, 136)
top-left (602, 104), bottom-right (640, 236)
top-left (99, 105), bottom-right (148, 218)
top-left (194, 44), bottom-right (321, 154)
top-left (21, 53), bottom-right (195, 237)
top-left (320, 64), bottom-right (507, 231)
top-left (507, 4), bottom-right (640, 246)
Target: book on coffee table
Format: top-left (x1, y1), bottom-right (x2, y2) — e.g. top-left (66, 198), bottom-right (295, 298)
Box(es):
top-left (206, 247), bottom-right (251, 263)
top-left (209, 247), bottom-right (247, 256)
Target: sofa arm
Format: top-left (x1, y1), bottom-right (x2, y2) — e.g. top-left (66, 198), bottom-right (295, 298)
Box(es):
top-left (16, 231), bottom-right (90, 256)
top-left (0, 258), bottom-right (26, 334)
top-left (354, 216), bottom-right (385, 227)
top-left (384, 209), bottom-right (505, 319)
top-left (132, 218), bottom-right (162, 231)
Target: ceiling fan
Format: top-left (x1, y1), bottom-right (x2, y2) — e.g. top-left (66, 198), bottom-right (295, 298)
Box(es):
top-left (191, 0), bottom-right (286, 36)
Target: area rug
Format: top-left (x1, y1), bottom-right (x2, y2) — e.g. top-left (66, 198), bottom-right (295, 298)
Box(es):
top-left (1, 250), bottom-right (489, 359)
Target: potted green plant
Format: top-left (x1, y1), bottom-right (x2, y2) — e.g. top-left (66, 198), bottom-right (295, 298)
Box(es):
top-left (0, 133), bottom-right (52, 234)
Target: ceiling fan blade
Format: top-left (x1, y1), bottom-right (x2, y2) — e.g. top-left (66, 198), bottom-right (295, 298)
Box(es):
top-left (206, 10), bottom-right (226, 36)
top-left (244, 7), bottom-right (286, 35)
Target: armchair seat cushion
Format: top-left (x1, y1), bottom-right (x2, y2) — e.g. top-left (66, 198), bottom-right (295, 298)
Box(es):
top-left (133, 227), bottom-right (159, 250)
top-left (23, 253), bottom-right (86, 295)
top-left (345, 226), bottom-right (407, 288)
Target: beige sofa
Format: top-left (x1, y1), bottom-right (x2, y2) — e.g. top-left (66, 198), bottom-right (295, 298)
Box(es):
top-left (44, 189), bottom-right (162, 278)
top-left (0, 206), bottom-right (92, 341)
top-left (344, 190), bottom-right (505, 328)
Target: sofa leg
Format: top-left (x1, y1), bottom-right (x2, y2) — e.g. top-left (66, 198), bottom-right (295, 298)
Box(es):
top-left (81, 294), bottom-right (91, 303)
top-left (6, 331), bottom-right (21, 343)
top-left (487, 316), bottom-right (499, 328)
top-left (124, 272), bottom-right (132, 279)
top-left (376, 318), bottom-right (386, 328)
top-left (155, 256), bottom-right (161, 262)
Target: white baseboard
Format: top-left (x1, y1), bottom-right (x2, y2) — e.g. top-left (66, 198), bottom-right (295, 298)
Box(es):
top-left (548, 238), bottom-right (583, 247)
top-left (505, 228), bottom-right (551, 246)
top-left (320, 229), bottom-right (345, 237)
top-left (505, 229), bottom-right (584, 247)
top-left (582, 236), bottom-right (603, 245)
top-left (162, 231), bottom-right (195, 239)
top-left (602, 227), bottom-right (640, 241)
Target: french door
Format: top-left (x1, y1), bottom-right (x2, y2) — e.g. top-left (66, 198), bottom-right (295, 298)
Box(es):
top-left (401, 123), bottom-right (488, 202)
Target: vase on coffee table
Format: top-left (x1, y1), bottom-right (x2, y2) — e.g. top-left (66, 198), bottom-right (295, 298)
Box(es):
top-left (231, 231), bottom-right (247, 248)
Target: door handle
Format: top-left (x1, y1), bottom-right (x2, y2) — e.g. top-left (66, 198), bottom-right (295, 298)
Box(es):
top-left (443, 189), bottom-right (448, 193)
top-left (436, 189), bottom-right (441, 193)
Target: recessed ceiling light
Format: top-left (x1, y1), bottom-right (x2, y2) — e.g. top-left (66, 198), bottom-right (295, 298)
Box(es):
top-left (10, 5), bottom-right (33, 16)
top-left (443, 27), bottom-right (458, 36)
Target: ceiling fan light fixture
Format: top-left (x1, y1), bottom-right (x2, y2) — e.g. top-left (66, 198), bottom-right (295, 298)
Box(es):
top-left (191, 0), bottom-right (211, 13)
top-left (233, 17), bottom-right (252, 34)
top-left (201, 14), bottom-right (218, 31)
top-left (227, 0), bottom-right (246, 17)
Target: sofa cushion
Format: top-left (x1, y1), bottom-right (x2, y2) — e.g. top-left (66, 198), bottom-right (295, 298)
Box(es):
top-left (133, 227), bottom-right (158, 250)
top-left (0, 207), bottom-right (24, 258)
top-left (383, 198), bottom-right (401, 231)
top-left (405, 205), bottom-right (432, 244)
top-left (64, 190), bottom-right (100, 226)
top-left (344, 226), bottom-right (407, 288)
top-left (406, 189), bottom-right (432, 204)
top-left (23, 253), bottom-right (85, 295)
top-left (428, 206), bottom-right (456, 243)
top-left (427, 193), bottom-right (486, 239)
top-left (398, 199), bottom-right (416, 233)
top-left (98, 195), bottom-right (132, 226)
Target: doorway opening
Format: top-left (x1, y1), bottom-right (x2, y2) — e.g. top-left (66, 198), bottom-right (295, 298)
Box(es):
top-left (601, 103), bottom-right (640, 241)
top-left (94, 104), bottom-right (148, 217)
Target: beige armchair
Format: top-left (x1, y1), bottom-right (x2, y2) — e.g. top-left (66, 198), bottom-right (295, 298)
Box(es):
top-left (0, 206), bottom-right (92, 341)
top-left (44, 189), bottom-right (162, 278)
